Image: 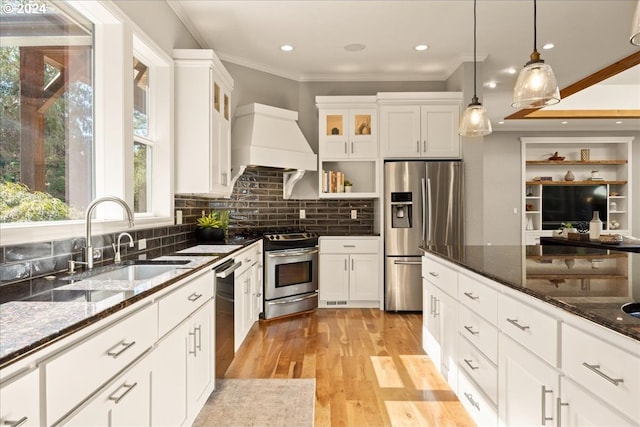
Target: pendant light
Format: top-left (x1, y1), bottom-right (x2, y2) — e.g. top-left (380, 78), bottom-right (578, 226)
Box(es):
top-left (631, 0), bottom-right (640, 46)
top-left (511, 0), bottom-right (560, 108)
top-left (459, 0), bottom-right (492, 137)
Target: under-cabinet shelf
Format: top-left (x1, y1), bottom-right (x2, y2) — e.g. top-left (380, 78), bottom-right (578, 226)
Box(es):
top-left (525, 180), bottom-right (627, 186)
top-left (526, 253), bottom-right (628, 261)
top-left (526, 274), bottom-right (628, 280)
top-left (525, 160), bottom-right (627, 165)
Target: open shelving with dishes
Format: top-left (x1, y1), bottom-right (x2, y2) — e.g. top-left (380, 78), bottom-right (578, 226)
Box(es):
top-left (521, 137), bottom-right (633, 245)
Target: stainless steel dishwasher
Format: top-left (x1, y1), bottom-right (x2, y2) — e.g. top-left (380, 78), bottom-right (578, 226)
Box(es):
top-left (214, 258), bottom-right (242, 379)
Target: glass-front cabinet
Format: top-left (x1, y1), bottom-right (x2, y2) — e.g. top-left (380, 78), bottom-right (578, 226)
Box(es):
top-left (317, 96), bottom-right (379, 199)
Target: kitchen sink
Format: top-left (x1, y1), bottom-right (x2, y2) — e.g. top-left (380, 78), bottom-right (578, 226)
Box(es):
top-left (87, 264), bottom-right (180, 281)
top-left (621, 302), bottom-right (640, 318)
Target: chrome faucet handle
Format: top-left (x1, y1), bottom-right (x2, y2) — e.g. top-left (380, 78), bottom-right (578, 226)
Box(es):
top-left (68, 259), bottom-right (88, 274)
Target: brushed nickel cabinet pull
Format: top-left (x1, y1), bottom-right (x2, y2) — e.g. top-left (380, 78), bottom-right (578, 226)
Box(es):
top-left (3, 417), bottom-right (28, 427)
top-left (506, 318), bottom-right (530, 331)
top-left (108, 382), bottom-right (138, 404)
top-left (464, 325), bottom-right (479, 335)
top-left (463, 358), bottom-right (479, 370)
top-left (463, 291), bottom-right (479, 301)
top-left (582, 362), bottom-right (624, 386)
top-left (188, 292), bottom-right (203, 302)
top-left (464, 392), bottom-right (480, 411)
top-left (557, 397), bottom-right (569, 426)
top-left (541, 385), bottom-right (553, 424)
top-left (107, 341), bottom-right (136, 358)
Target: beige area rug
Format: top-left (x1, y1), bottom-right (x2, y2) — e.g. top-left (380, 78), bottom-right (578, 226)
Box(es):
top-left (192, 379), bottom-right (315, 427)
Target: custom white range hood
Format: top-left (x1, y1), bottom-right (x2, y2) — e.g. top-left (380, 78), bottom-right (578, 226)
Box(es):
top-left (231, 103), bottom-right (317, 198)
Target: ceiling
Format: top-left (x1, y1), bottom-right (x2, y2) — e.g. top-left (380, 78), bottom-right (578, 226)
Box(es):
top-left (168, 0), bottom-right (640, 132)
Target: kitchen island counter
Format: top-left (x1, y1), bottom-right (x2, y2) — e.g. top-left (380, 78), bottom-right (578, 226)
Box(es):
top-left (420, 244), bottom-right (640, 342)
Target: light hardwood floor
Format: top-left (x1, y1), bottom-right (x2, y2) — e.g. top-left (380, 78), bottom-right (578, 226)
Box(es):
top-left (224, 308), bottom-right (475, 426)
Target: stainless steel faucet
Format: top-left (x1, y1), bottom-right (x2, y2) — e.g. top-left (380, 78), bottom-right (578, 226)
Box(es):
top-left (85, 196), bottom-right (134, 269)
top-left (112, 232), bottom-right (134, 264)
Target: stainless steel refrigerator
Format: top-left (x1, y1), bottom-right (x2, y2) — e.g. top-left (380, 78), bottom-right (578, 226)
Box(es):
top-left (384, 160), bottom-right (464, 311)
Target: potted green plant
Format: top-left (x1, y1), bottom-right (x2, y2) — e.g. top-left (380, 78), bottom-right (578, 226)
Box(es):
top-left (344, 180), bottom-right (353, 193)
top-left (195, 210), bottom-right (229, 241)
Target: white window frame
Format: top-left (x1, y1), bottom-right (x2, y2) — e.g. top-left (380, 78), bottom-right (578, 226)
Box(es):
top-left (0, 0), bottom-right (174, 246)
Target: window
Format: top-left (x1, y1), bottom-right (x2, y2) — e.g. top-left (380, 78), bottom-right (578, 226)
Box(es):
top-left (0, 1), bottom-right (174, 245)
top-left (0, 1), bottom-right (93, 223)
top-left (133, 56), bottom-right (151, 213)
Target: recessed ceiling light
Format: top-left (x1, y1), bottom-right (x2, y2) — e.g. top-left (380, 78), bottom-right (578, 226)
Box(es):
top-left (498, 121), bottom-right (504, 125)
top-left (486, 81), bottom-right (497, 89)
top-left (543, 43), bottom-right (555, 50)
top-left (344, 43), bottom-right (366, 52)
top-left (504, 67), bottom-right (517, 75)
top-left (616, 120), bottom-right (623, 124)
top-left (561, 121), bottom-right (568, 125)
top-left (280, 45), bottom-right (294, 52)
top-left (414, 44), bottom-right (428, 51)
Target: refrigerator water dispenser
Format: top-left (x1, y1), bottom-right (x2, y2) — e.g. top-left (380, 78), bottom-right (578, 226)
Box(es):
top-left (391, 192), bottom-right (412, 228)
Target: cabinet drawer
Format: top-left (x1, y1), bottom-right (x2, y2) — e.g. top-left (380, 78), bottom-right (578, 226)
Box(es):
top-left (457, 335), bottom-right (498, 405)
top-left (45, 303), bottom-right (157, 424)
top-left (319, 238), bottom-right (378, 254)
top-left (458, 304), bottom-right (498, 364)
top-left (458, 273), bottom-right (497, 325)
top-left (234, 243), bottom-right (260, 276)
top-left (421, 255), bottom-right (458, 298)
top-left (498, 293), bottom-right (558, 367)
top-left (458, 370), bottom-right (498, 427)
top-left (0, 369), bottom-right (40, 427)
top-left (562, 323), bottom-right (640, 421)
top-left (158, 270), bottom-right (214, 337)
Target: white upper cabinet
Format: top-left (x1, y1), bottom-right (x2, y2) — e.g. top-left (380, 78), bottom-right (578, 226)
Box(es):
top-left (378, 92), bottom-right (462, 159)
top-left (174, 49), bottom-right (234, 197)
top-left (319, 106), bottom-right (378, 159)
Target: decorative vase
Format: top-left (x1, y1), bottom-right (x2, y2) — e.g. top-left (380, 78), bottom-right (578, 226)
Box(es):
top-left (589, 211), bottom-right (602, 241)
top-left (564, 170), bottom-right (575, 181)
top-left (344, 186), bottom-right (352, 193)
top-left (195, 227), bottom-right (225, 242)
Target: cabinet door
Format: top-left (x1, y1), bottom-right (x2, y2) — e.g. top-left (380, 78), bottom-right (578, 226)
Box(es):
top-left (349, 254), bottom-right (379, 301)
top-left (380, 105), bottom-right (421, 158)
top-left (152, 323), bottom-right (188, 427)
top-left (559, 377), bottom-right (632, 427)
top-left (0, 369), bottom-right (40, 427)
top-left (420, 105), bottom-right (460, 158)
top-left (242, 267), bottom-right (255, 339)
top-left (252, 262), bottom-right (263, 321)
top-left (211, 83), bottom-right (231, 194)
top-left (234, 269), bottom-right (248, 352)
top-left (319, 254), bottom-right (349, 301)
top-left (348, 108), bottom-right (377, 158)
top-left (187, 301), bottom-right (213, 411)
top-left (320, 109), bottom-right (350, 158)
top-left (437, 288), bottom-right (458, 388)
top-left (422, 279), bottom-right (441, 368)
top-left (498, 334), bottom-right (559, 427)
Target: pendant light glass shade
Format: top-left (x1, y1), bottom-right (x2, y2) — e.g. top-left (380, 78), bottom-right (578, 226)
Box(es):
top-left (460, 97), bottom-right (492, 137)
top-left (459, 0), bottom-right (492, 137)
top-left (631, 0), bottom-right (640, 46)
top-left (512, 0), bottom-right (561, 108)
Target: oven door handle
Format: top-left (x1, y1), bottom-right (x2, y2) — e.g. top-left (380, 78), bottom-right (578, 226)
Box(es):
top-left (215, 261), bottom-right (242, 278)
top-left (267, 248), bottom-right (319, 258)
top-left (267, 292), bottom-right (318, 305)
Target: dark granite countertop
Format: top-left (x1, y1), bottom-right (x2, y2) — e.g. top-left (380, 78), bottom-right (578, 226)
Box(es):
top-left (421, 244), bottom-right (640, 342)
top-left (0, 239), bottom-right (260, 369)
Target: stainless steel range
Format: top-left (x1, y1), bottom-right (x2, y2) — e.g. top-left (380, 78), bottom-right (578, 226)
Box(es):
top-left (262, 230), bottom-right (319, 320)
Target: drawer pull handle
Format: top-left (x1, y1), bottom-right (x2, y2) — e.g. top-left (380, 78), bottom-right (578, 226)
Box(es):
top-left (463, 358), bottom-right (479, 370)
top-left (3, 417), bottom-right (28, 427)
top-left (108, 382), bottom-right (138, 404)
top-left (343, 245), bottom-right (356, 248)
top-left (506, 318), bottom-right (530, 331)
top-left (582, 362), bottom-right (624, 386)
top-left (107, 340), bottom-right (136, 358)
top-left (463, 392), bottom-right (480, 411)
top-left (540, 385), bottom-right (553, 424)
top-left (188, 292), bottom-right (203, 302)
top-left (428, 272), bottom-right (439, 277)
top-left (189, 330), bottom-right (197, 356)
top-left (464, 325), bottom-right (479, 335)
top-left (463, 292), bottom-right (479, 301)
top-left (195, 325), bottom-right (202, 352)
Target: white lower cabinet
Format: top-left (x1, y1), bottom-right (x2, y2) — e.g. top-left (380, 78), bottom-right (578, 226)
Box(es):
top-left (422, 278), bottom-right (458, 388)
top-left (319, 237), bottom-right (380, 307)
top-left (152, 299), bottom-right (214, 427)
top-left (558, 377), bottom-right (633, 426)
top-left (0, 369), bottom-right (40, 426)
top-left (233, 241), bottom-right (262, 351)
top-left (498, 333), bottom-right (559, 427)
top-left (65, 355), bottom-right (151, 427)
top-left (458, 369), bottom-right (498, 427)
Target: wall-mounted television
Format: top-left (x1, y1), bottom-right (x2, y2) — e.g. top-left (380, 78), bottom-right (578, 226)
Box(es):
top-left (542, 185), bottom-right (608, 230)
